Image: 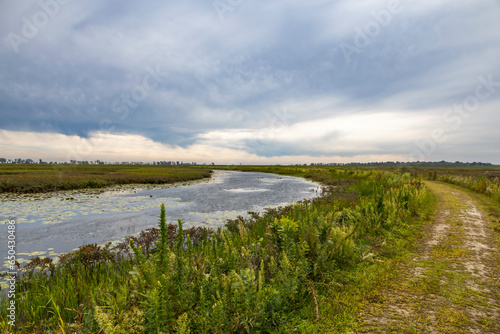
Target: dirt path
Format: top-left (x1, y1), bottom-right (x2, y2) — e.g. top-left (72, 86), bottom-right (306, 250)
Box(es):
top-left (357, 181), bottom-right (500, 333)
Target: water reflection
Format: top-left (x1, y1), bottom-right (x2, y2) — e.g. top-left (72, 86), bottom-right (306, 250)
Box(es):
top-left (0, 171), bottom-right (321, 265)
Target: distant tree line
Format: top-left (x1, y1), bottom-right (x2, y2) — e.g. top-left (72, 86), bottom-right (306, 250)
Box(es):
top-left (0, 157), bottom-right (497, 167)
top-left (0, 158), bottom-right (199, 165)
top-left (307, 161), bottom-right (499, 167)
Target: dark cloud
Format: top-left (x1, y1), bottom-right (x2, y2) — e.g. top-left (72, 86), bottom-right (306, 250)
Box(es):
top-left (1, 0), bottom-right (499, 162)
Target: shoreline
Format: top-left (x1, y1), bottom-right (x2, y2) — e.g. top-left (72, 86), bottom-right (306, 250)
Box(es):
top-left (0, 170), bottom-right (217, 203)
top-left (0, 165), bottom-right (212, 194)
top-left (0, 170), bottom-right (321, 267)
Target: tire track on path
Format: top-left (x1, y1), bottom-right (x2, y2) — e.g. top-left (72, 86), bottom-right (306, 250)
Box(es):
top-left (358, 181), bottom-right (500, 333)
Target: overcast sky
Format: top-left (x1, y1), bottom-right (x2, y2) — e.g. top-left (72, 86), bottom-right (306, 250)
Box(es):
top-left (1, 0), bottom-right (499, 164)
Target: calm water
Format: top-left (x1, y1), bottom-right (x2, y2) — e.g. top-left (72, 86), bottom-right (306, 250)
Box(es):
top-left (0, 170), bottom-right (321, 265)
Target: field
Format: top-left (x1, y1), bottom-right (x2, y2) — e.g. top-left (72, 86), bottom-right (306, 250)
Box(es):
top-left (0, 165), bottom-right (499, 333)
top-left (0, 164), bottom-right (212, 193)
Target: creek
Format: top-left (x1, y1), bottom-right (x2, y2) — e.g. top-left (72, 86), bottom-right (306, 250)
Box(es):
top-left (0, 170), bottom-right (321, 265)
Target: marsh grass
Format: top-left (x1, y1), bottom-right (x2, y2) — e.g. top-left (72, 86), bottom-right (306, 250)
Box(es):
top-left (0, 164), bottom-right (212, 193)
top-left (0, 167), bottom-right (434, 333)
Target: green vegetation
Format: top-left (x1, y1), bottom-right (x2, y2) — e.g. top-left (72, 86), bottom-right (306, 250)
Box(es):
top-left (356, 180), bottom-right (500, 333)
top-left (0, 164), bottom-right (212, 193)
top-left (430, 173), bottom-right (500, 201)
top-left (0, 167), bottom-right (435, 333)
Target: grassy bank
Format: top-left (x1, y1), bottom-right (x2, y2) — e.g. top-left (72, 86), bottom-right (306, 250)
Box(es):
top-left (428, 172), bottom-right (500, 202)
top-left (383, 165), bottom-right (500, 201)
top-left (1, 167), bottom-right (434, 333)
top-left (0, 165), bottom-right (212, 194)
top-left (355, 181), bottom-right (500, 333)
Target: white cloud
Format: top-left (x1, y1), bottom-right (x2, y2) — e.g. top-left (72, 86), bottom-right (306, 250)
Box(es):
top-left (199, 110), bottom-right (436, 155)
top-left (1, 1), bottom-right (499, 164)
top-left (0, 129), bottom-right (414, 164)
